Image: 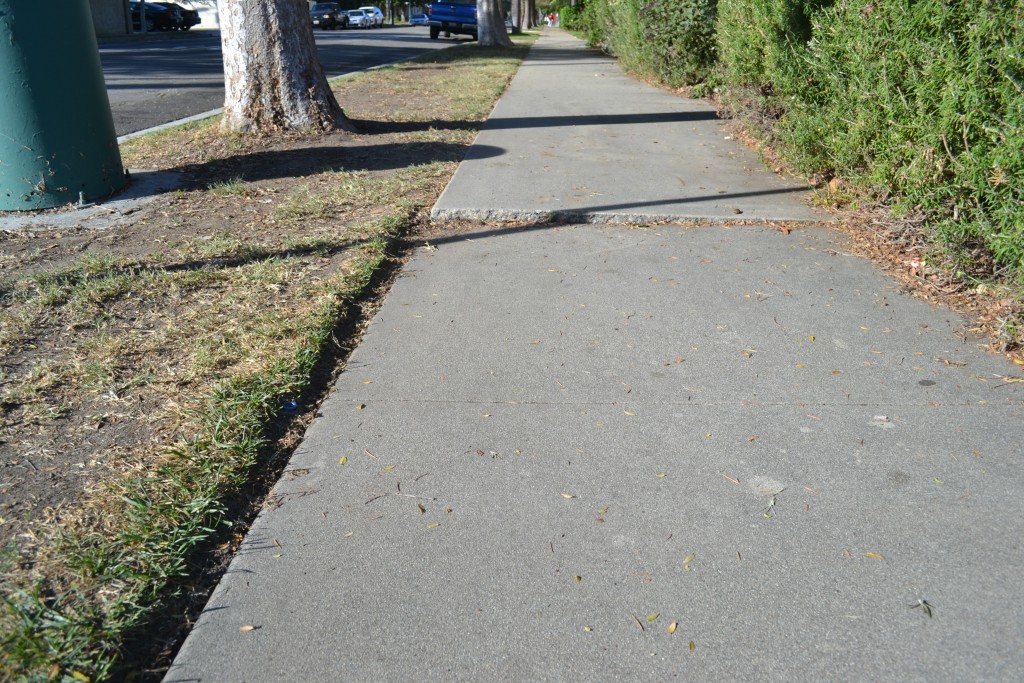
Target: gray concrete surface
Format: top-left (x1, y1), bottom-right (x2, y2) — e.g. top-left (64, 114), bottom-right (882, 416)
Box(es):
top-left (166, 31), bottom-right (1024, 681)
top-left (432, 32), bottom-right (822, 224)
top-left (0, 170), bottom-right (181, 233)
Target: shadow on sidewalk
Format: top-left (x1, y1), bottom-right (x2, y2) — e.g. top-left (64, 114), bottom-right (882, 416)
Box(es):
top-left (352, 110), bottom-right (719, 136)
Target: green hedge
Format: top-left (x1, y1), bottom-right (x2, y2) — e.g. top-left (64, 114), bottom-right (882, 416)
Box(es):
top-left (561, 0), bottom-right (718, 88)
top-left (776, 0), bottom-right (1024, 278)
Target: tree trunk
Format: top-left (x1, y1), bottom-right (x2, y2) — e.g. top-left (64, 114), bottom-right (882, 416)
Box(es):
top-left (477, 0), bottom-right (512, 47)
top-left (513, 0), bottom-right (534, 30)
top-left (218, 0), bottom-right (349, 133)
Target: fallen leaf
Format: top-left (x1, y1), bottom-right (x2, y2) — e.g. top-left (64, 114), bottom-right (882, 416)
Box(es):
top-left (362, 380), bottom-right (372, 384)
top-left (719, 472), bottom-right (739, 485)
top-left (910, 599), bottom-right (934, 618)
top-left (426, 523), bottom-right (440, 529)
top-left (656, 473), bottom-right (667, 479)
top-left (809, 335), bottom-right (816, 342)
top-left (795, 364), bottom-right (804, 369)
top-left (481, 413), bottom-right (491, 417)
top-left (865, 552), bottom-right (885, 560)
top-left (417, 503), bottom-right (426, 514)
top-left (832, 370), bottom-right (842, 375)
top-left (240, 625), bottom-right (256, 632)
top-left (382, 465), bottom-right (396, 471)
top-left (339, 456), bottom-right (347, 465)
top-left (747, 435), bottom-right (760, 442)
top-left (624, 410), bottom-right (636, 416)
top-left (561, 493), bottom-right (575, 499)
top-left (357, 404), bottom-right (365, 410)
top-left (683, 553), bottom-right (695, 566)
top-left (344, 531), bottom-right (354, 538)
top-left (71, 673), bottom-right (90, 683)
top-left (933, 477), bottom-right (944, 485)
top-left (575, 575), bottom-right (582, 583)
top-left (584, 625), bottom-right (593, 632)
top-left (646, 612), bottom-right (661, 623)
top-left (689, 640), bottom-right (696, 652)
top-left (668, 621), bottom-right (678, 635)
top-left (598, 507), bottom-right (609, 514)
top-left (672, 357), bottom-right (686, 364)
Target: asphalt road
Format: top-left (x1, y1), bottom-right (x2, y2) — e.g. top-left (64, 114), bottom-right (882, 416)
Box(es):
top-left (99, 26), bottom-right (455, 136)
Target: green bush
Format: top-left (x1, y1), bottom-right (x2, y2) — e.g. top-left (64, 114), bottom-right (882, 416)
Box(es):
top-left (564, 0), bottom-right (718, 87)
top-left (640, 0), bottom-right (719, 87)
top-left (716, 0), bottom-right (826, 90)
top-left (779, 0), bottom-right (1024, 279)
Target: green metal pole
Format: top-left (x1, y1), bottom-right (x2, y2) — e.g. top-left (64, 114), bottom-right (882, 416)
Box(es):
top-left (0, 0), bottom-right (126, 211)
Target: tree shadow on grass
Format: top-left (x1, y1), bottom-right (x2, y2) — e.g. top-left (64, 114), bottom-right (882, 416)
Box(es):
top-left (170, 140), bottom-right (505, 190)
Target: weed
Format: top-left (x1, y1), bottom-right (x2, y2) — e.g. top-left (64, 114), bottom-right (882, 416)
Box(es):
top-left (207, 176), bottom-right (247, 196)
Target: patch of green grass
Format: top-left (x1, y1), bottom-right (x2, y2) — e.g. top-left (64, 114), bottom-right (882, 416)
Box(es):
top-left (119, 116), bottom-right (217, 166)
top-left (207, 176), bottom-right (247, 196)
top-left (273, 185), bottom-right (332, 223)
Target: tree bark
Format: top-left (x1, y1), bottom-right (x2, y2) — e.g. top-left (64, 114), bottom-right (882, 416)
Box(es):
top-left (477, 0), bottom-right (512, 47)
top-left (513, 0), bottom-right (534, 30)
top-left (218, 0), bottom-right (350, 133)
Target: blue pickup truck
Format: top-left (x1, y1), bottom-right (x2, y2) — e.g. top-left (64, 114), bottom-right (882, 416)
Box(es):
top-left (427, 0), bottom-right (477, 40)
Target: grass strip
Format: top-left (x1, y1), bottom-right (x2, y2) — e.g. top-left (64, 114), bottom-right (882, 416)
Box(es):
top-left (0, 37), bottom-right (535, 682)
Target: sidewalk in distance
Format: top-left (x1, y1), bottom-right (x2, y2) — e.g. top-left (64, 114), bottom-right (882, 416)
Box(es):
top-left (432, 31), bottom-right (822, 224)
top-left (166, 31), bottom-right (1024, 681)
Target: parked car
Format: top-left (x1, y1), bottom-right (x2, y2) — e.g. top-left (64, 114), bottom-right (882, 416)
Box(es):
top-left (129, 2), bottom-right (182, 32)
top-left (428, 0), bottom-right (477, 40)
top-left (310, 2), bottom-right (348, 30)
top-left (410, 13), bottom-right (429, 25)
top-left (346, 9), bottom-right (372, 28)
top-left (359, 5), bottom-right (385, 27)
top-left (159, 2), bottom-right (201, 30)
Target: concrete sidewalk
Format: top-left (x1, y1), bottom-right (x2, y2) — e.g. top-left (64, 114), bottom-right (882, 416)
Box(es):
top-left (166, 32), bottom-right (1024, 681)
top-left (432, 31), bottom-right (821, 224)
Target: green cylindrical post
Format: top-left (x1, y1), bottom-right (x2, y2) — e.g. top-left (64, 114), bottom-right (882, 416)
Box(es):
top-left (0, 0), bottom-right (126, 210)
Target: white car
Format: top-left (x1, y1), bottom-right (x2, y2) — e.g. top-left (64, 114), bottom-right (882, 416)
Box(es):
top-left (347, 9), bottom-right (372, 27)
top-left (359, 5), bottom-right (385, 27)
